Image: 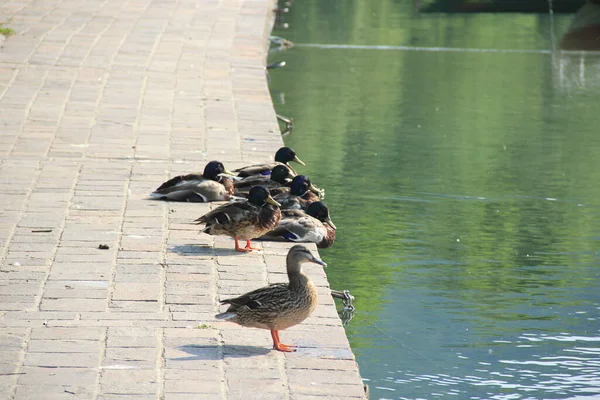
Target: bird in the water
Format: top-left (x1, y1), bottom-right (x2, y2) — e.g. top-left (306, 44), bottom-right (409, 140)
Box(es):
top-left (151, 161), bottom-right (234, 202)
top-left (195, 186), bottom-right (282, 252)
top-left (273, 175), bottom-right (320, 210)
top-left (233, 165), bottom-right (294, 196)
top-left (233, 147), bottom-right (305, 177)
top-left (215, 245), bottom-right (327, 352)
top-left (258, 201), bottom-right (336, 248)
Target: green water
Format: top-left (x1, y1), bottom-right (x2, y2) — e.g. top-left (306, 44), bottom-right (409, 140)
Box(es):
top-left (268, 1), bottom-right (600, 399)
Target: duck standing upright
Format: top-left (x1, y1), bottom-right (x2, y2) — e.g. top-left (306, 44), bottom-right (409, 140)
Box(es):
top-left (258, 201), bottom-right (337, 248)
top-left (215, 245), bottom-right (327, 352)
top-left (195, 186), bottom-right (282, 252)
top-left (151, 161), bottom-right (234, 202)
top-left (234, 147), bottom-right (305, 177)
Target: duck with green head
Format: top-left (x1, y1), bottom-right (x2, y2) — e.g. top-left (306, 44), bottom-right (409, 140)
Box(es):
top-left (215, 245), bottom-right (327, 352)
top-left (258, 201), bottom-right (337, 249)
top-left (151, 161), bottom-right (234, 202)
top-left (195, 186), bottom-right (282, 252)
top-left (273, 175), bottom-right (321, 210)
top-left (234, 147), bottom-right (305, 177)
top-left (233, 164), bottom-right (294, 196)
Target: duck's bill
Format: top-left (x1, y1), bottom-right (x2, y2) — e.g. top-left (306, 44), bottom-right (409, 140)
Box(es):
top-left (293, 156), bottom-right (306, 166)
top-left (309, 185), bottom-right (325, 199)
top-left (325, 218), bottom-right (337, 230)
top-left (308, 183), bottom-right (321, 193)
top-left (266, 196), bottom-right (282, 207)
top-left (223, 169), bottom-right (238, 176)
top-left (311, 257), bottom-right (327, 267)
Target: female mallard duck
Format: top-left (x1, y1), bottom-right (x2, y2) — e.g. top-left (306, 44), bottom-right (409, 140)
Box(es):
top-left (233, 165), bottom-right (294, 196)
top-left (195, 186), bottom-right (282, 252)
top-left (258, 201), bottom-right (337, 248)
top-left (215, 245), bottom-right (327, 352)
top-left (151, 161), bottom-right (234, 202)
top-left (273, 175), bottom-right (320, 210)
top-left (234, 147), bottom-right (305, 177)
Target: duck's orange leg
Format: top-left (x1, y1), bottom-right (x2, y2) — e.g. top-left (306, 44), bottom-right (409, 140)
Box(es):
top-left (270, 330), bottom-right (296, 352)
top-left (244, 239), bottom-right (262, 251)
top-left (234, 237), bottom-right (252, 252)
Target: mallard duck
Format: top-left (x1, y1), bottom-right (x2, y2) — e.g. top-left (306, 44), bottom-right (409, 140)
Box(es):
top-left (273, 175), bottom-right (320, 210)
top-left (151, 161), bottom-right (234, 202)
top-left (215, 245), bottom-right (327, 352)
top-left (234, 147), bottom-right (305, 177)
top-left (195, 186), bottom-right (282, 252)
top-left (258, 202), bottom-right (337, 248)
top-left (233, 165), bottom-right (294, 196)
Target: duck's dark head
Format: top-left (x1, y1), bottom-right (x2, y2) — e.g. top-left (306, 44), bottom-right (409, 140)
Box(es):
top-left (306, 201), bottom-right (336, 229)
top-left (270, 165), bottom-right (294, 184)
top-left (248, 186), bottom-right (281, 208)
top-left (274, 147), bottom-right (305, 166)
top-left (289, 175), bottom-right (320, 197)
top-left (203, 161), bottom-right (226, 181)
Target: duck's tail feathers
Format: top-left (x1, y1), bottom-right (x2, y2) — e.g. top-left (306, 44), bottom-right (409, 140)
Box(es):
top-left (215, 312), bottom-right (237, 320)
top-left (150, 192), bottom-right (165, 199)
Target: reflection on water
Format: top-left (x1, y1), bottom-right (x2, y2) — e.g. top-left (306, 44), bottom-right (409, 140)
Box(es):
top-left (269, 1), bottom-right (600, 399)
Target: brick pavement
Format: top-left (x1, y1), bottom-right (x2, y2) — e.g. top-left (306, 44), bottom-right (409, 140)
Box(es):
top-left (0, 0), bottom-right (366, 398)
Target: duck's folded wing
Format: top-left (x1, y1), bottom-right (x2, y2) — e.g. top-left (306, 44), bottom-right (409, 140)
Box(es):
top-left (273, 193), bottom-right (303, 210)
top-left (221, 283), bottom-right (289, 309)
top-left (153, 177), bottom-right (228, 202)
top-left (259, 215), bottom-right (325, 243)
top-left (154, 173), bottom-right (204, 192)
top-left (234, 163), bottom-right (277, 177)
top-left (194, 201), bottom-right (254, 224)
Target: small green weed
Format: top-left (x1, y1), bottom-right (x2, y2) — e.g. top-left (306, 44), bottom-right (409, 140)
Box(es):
top-left (0, 24), bottom-right (15, 37)
top-left (197, 323), bottom-right (212, 329)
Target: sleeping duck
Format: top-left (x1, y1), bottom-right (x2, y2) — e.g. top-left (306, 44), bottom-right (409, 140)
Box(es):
top-left (273, 175), bottom-right (320, 210)
top-left (233, 165), bottom-right (294, 196)
top-left (233, 147), bottom-right (305, 177)
top-left (258, 201), bottom-right (336, 248)
top-left (151, 161), bottom-right (234, 202)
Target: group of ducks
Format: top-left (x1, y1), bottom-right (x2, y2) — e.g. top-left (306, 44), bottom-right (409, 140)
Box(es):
top-left (151, 147), bottom-right (336, 251)
top-left (151, 147), bottom-right (338, 352)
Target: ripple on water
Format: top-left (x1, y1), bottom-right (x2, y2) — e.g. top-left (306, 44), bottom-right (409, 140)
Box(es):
top-left (374, 333), bottom-right (600, 399)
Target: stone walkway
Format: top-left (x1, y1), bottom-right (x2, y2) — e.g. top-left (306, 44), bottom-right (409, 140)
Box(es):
top-left (0, 0), bottom-right (365, 399)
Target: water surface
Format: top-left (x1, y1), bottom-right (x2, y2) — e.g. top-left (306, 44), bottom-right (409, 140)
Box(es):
top-left (268, 2), bottom-right (600, 399)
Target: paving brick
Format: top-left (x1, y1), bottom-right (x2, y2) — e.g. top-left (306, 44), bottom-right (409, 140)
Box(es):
top-left (17, 366), bottom-right (98, 386)
top-left (23, 352), bottom-right (99, 368)
top-left (103, 347), bottom-right (157, 369)
top-left (30, 327), bottom-right (104, 340)
top-left (163, 379), bottom-right (223, 394)
top-left (14, 384), bottom-right (95, 400)
top-left (109, 301), bottom-right (161, 312)
top-left (40, 298), bottom-right (107, 312)
top-left (100, 369), bottom-right (157, 395)
top-left (106, 327), bottom-right (157, 348)
top-left (112, 282), bottom-right (161, 301)
top-left (27, 339), bottom-right (101, 353)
